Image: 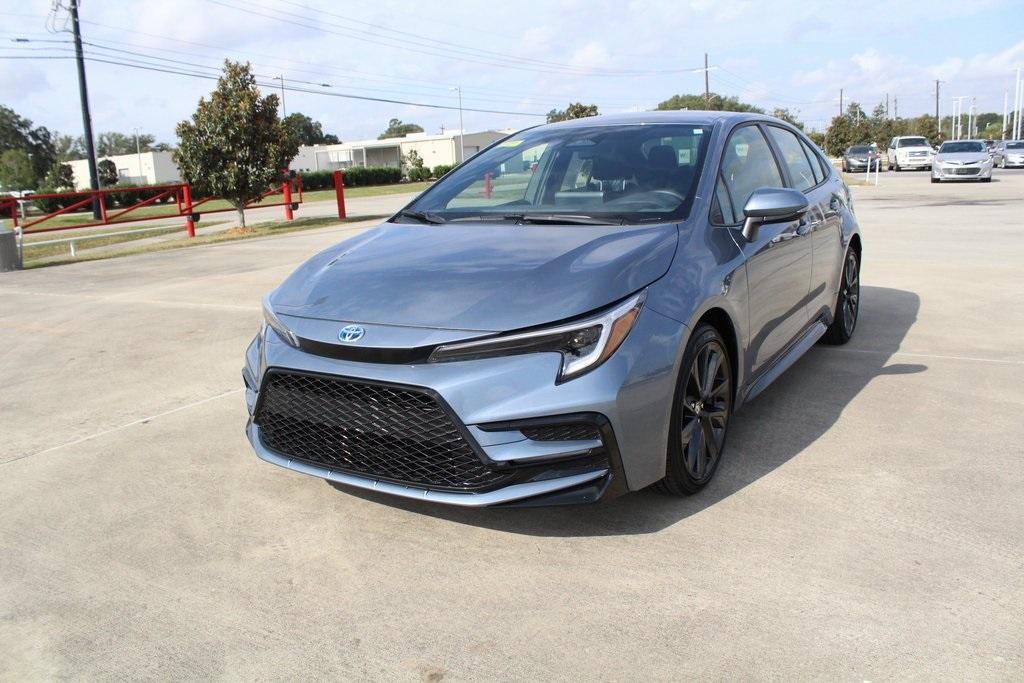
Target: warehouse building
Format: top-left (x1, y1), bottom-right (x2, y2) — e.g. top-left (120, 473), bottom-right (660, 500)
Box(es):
top-left (67, 151), bottom-right (180, 190)
top-left (288, 130), bottom-right (509, 173)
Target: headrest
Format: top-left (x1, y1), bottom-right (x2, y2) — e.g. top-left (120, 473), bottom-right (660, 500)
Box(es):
top-left (647, 145), bottom-right (677, 170)
top-left (591, 155), bottom-right (632, 180)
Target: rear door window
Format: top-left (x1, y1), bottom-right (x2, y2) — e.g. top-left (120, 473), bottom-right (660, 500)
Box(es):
top-left (766, 126), bottom-right (817, 191)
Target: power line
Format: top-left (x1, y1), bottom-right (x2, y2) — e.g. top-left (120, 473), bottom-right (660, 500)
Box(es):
top-left (205, 0), bottom-right (709, 78)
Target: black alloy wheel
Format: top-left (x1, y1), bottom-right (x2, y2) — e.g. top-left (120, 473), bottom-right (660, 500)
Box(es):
top-left (658, 324), bottom-right (733, 495)
top-left (823, 248), bottom-right (860, 345)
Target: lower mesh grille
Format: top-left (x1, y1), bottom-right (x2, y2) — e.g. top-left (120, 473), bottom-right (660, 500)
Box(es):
top-left (254, 371), bottom-right (510, 491)
top-left (521, 424), bottom-right (602, 442)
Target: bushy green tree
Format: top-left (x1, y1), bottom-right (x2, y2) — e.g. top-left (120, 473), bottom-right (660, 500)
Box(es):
top-left (0, 149), bottom-right (37, 190)
top-left (283, 112), bottom-right (340, 145)
top-left (97, 159), bottom-right (118, 187)
top-left (378, 118), bottom-right (424, 139)
top-left (546, 102), bottom-right (600, 123)
top-left (43, 162), bottom-right (75, 190)
top-left (174, 61), bottom-right (299, 229)
top-left (0, 105), bottom-right (56, 185)
top-left (97, 131), bottom-right (159, 156)
top-left (657, 93), bottom-right (763, 113)
top-left (770, 107), bottom-right (804, 129)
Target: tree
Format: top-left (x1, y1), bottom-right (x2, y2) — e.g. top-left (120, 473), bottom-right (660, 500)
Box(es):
top-left (0, 149), bottom-right (37, 190)
top-left (0, 105), bottom-right (56, 185)
top-left (656, 93), bottom-right (764, 113)
top-left (770, 107), bottom-right (804, 129)
top-left (54, 134), bottom-right (85, 162)
top-left (174, 60), bottom-right (299, 229)
top-left (546, 102), bottom-right (599, 123)
top-left (844, 102), bottom-right (867, 123)
top-left (44, 162), bottom-right (75, 190)
top-left (97, 159), bottom-right (118, 187)
top-left (283, 112), bottom-right (340, 145)
top-left (95, 131), bottom-right (161, 156)
top-left (379, 118), bottom-right (424, 139)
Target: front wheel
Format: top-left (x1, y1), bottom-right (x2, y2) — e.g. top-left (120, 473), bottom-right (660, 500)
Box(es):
top-left (657, 325), bottom-right (733, 495)
top-left (822, 248), bottom-right (860, 345)
top-left (931, 177), bottom-right (940, 183)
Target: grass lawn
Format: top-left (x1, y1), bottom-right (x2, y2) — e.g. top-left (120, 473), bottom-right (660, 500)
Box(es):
top-left (21, 224), bottom-right (194, 260)
top-left (16, 181), bottom-right (430, 233)
top-left (24, 214), bottom-right (388, 269)
top-left (299, 180), bottom-right (431, 203)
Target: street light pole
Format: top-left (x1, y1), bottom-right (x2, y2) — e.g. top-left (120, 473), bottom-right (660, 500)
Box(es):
top-left (133, 127), bottom-right (142, 183)
top-left (451, 86), bottom-right (464, 164)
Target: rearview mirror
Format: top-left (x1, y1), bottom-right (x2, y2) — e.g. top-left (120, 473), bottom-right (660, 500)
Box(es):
top-left (741, 187), bottom-right (810, 242)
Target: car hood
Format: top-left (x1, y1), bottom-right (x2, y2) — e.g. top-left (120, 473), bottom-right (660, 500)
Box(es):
top-left (270, 221), bottom-right (679, 332)
top-left (936, 152), bottom-right (989, 164)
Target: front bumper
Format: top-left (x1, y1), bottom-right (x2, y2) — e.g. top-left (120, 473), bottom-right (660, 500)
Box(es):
top-left (243, 306), bottom-right (687, 506)
top-left (932, 164), bottom-right (993, 180)
top-left (896, 156), bottom-right (932, 168)
top-left (1003, 156), bottom-right (1024, 167)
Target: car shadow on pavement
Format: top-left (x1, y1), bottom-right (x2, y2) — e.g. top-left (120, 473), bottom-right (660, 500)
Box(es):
top-left (331, 286), bottom-right (923, 537)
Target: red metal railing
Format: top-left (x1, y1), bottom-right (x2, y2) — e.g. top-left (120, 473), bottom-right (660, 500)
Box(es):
top-left (10, 175), bottom-right (303, 238)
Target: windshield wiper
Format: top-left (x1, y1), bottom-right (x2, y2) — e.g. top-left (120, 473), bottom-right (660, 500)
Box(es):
top-left (396, 209), bottom-right (446, 224)
top-left (504, 213), bottom-right (623, 226)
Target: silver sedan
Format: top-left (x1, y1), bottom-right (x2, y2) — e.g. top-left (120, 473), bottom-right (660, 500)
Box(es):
top-left (931, 140), bottom-right (993, 183)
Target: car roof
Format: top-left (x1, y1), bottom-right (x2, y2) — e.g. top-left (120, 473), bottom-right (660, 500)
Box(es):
top-left (537, 110), bottom-right (776, 130)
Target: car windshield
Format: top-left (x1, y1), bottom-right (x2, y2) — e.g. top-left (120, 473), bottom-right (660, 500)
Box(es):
top-left (400, 123), bottom-right (712, 224)
top-left (898, 137), bottom-right (929, 148)
top-left (1007, 142), bottom-right (1024, 149)
top-left (849, 145), bottom-right (872, 153)
top-left (939, 141), bottom-right (985, 153)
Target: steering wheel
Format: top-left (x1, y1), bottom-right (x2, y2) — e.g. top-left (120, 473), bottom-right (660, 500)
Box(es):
top-left (650, 188), bottom-right (686, 203)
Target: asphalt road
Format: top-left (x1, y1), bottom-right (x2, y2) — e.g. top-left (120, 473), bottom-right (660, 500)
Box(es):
top-left (1, 169), bottom-right (1022, 679)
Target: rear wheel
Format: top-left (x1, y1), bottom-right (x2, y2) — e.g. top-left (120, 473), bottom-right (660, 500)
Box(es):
top-left (822, 248), bottom-right (860, 345)
top-left (657, 325), bottom-right (733, 495)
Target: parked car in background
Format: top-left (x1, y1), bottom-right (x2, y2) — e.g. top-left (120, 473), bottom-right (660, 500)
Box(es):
top-left (245, 112), bottom-right (862, 506)
top-left (993, 140), bottom-right (1024, 168)
top-left (842, 144), bottom-right (880, 172)
top-left (887, 136), bottom-right (934, 171)
top-left (931, 140), bottom-right (993, 183)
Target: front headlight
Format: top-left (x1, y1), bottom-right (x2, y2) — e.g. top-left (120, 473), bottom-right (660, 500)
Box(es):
top-left (429, 291), bottom-right (645, 383)
top-left (262, 294), bottom-right (299, 348)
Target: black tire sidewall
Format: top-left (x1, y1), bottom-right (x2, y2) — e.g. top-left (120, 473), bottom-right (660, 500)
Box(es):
top-left (662, 324), bottom-right (733, 494)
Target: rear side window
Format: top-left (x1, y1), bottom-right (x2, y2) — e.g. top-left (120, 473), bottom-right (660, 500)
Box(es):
top-left (801, 139), bottom-right (824, 184)
top-left (766, 126), bottom-right (816, 191)
top-left (712, 125), bottom-right (784, 225)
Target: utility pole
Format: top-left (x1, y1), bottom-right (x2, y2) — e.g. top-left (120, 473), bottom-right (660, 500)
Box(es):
top-left (704, 53), bottom-right (710, 107)
top-left (894, 96), bottom-right (898, 119)
top-left (69, 0), bottom-right (100, 219)
top-left (839, 88), bottom-right (843, 117)
top-left (1015, 67), bottom-right (1023, 140)
top-left (133, 126), bottom-right (142, 183)
top-left (934, 80), bottom-right (940, 128)
top-left (275, 75), bottom-right (286, 117)
top-left (885, 93), bottom-right (889, 119)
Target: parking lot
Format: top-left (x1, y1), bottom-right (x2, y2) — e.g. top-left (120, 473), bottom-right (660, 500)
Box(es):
top-left (1, 169), bottom-right (1022, 678)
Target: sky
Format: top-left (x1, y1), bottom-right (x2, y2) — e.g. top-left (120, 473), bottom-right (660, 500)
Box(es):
top-left (2, 0), bottom-right (1023, 147)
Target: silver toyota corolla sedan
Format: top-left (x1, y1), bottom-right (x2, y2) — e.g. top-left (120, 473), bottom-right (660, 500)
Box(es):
top-left (244, 112), bottom-right (862, 507)
top-left (931, 140), bottom-right (994, 182)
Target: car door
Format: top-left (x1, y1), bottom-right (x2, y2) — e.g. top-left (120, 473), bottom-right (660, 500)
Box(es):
top-left (765, 125), bottom-right (845, 322)
top-left (711, 124), bottom-right (813, 376)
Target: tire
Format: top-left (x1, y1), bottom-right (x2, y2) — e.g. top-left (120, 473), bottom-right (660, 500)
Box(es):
top-left (894, 161), bottom-right (901, 172)
top-left (822, 248), bottom-right (860, 345)
top-left (656, 324), bottom-right (733, 496)
top-left (931, 177), bottom-right (940, 183)
top-left (981, 177), bottom-right (992, 183)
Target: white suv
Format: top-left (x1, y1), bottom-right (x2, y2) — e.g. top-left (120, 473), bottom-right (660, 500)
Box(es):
top-left (887, 136), bottom-right (934, 171)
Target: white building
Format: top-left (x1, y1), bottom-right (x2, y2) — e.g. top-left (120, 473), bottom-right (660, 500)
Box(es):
top-left (288, 130), bottom-right (509, 173)
top-left (67, 151), bottom-right (180, 190)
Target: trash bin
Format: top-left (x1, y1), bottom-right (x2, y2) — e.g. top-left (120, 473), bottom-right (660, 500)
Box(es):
top-left (0, 228), bottom-right (20, 272)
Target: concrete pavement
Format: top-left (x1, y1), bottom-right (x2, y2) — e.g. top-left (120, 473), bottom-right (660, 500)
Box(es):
top-left (1, 169), bottom-right (1022, 679)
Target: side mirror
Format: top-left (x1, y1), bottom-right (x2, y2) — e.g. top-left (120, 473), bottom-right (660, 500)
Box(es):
top-left (741, 187), bottom-right (809, 242)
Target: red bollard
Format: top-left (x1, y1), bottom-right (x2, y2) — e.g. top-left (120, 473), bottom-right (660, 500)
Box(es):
top-left (484, 172), bottom-right (492, 199)
top-left (182, 183), bottom-right (196, 238)
top-left (334, 170), bottom-right (346, 219)
top-left (98, 189), bottom-right (108, 225)
top-left (283, 180), bottom-right (294, 221)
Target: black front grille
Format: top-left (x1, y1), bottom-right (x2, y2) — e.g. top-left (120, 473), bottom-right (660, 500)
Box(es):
top-left (254, 371), bottom-right (509, 491)
top-left (521, 424), bottom-right (602, 442)
top-left (953, 167), bottom-right (979, 175)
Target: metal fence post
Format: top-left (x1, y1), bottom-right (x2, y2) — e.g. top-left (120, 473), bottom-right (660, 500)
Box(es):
top-left (334, 170), bottom-right (346, 219)
top-left (182, 184), bottom-right (196, 238)
top-left (283, 179), bottom-right (294, 221)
